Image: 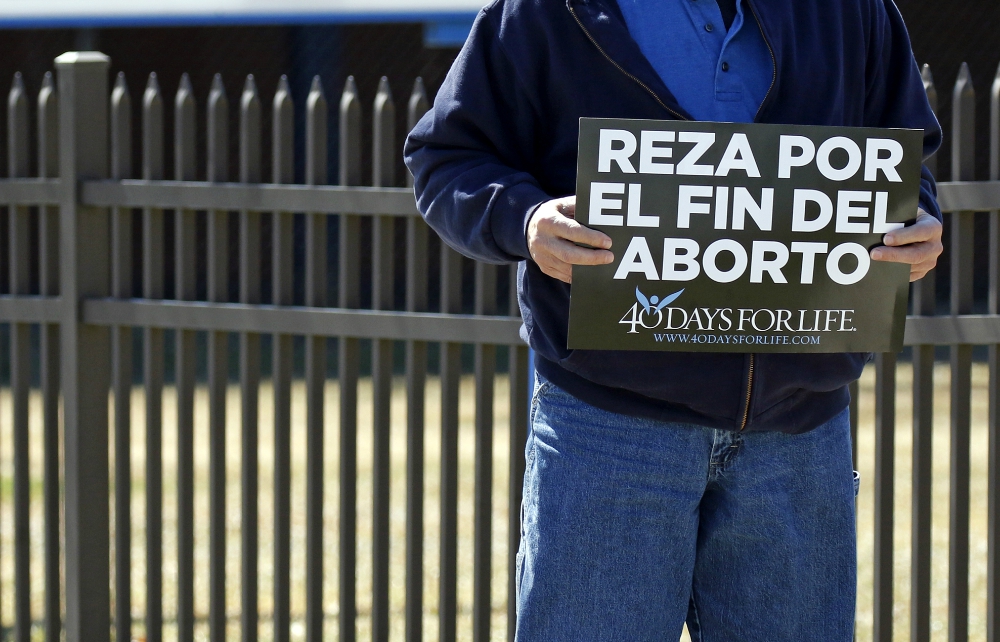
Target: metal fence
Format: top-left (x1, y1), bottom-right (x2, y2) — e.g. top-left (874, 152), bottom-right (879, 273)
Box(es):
top-left (0, 51), bottom-right (994, 642)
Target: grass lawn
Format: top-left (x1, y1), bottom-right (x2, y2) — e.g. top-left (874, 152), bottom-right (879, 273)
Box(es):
top-left (0, 361), bottom-right (989, 641)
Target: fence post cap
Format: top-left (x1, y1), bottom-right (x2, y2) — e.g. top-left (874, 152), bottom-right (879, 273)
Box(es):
top-left (54, 51), bottom-right (110, 66)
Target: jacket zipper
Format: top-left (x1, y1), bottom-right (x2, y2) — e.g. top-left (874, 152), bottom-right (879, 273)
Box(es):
top-left (570, 0), bottom-right (763, 430)
top-left (745, 0), bottom-right (777, 122)
top-left (739, 354), bottom-right (754, 430)
top-left (567, 2), bottom-right (689, 121)
top-left (740, 0), bottom-right (770, 429)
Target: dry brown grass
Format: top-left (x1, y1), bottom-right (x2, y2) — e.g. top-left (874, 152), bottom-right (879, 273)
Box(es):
top-left (111, 374), bottom-right (513, 642)
top-left (853, 362), bottom-right (990, 642)
top-left (0, 362), bottom-right (990, 641)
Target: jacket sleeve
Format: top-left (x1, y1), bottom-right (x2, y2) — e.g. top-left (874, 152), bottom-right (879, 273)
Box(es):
top-left (864, 0), bottom-right (943, 221)
top-left (403, 6), bottom-right (550, 264)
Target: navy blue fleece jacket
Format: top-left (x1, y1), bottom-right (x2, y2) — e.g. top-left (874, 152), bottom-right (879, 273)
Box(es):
top-left (404, 0), bottom-right (942, 433)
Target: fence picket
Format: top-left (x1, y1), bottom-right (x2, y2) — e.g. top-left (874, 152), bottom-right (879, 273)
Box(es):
top-left (950, 62), bottom-right (975, 642)
top-left (405, 77), bottom-right (430, 642)
top-left (206, 72), bottom-right (230, 642)
top-left (174, 71), bottom-right (198, 642)
top-left (239, 74), bottom-right (263, 642)
top-left (338, 75), bottom-right (362, 642)
top-left (110, 70), bottom-right (133, 642)
top-left (988, 60), bottom-right (1000, 642)
top-left (406, 79), bottom-right (428, 188)
top-left (37, 70), bottom-right (61, 642)
top-left (473, 262), bottom-right (497, 642)
top-left (303, 74), bottom-right (328, 642)
top-left (142, 71), bottom-right (166, 642)
top-left (371, 76), bottom-right (396, 642)
top-left (8, 70), bottom-right (31, 642)
top-left (271, 74), bottom-right (294, 642)
top-left (911, 62), bottom-right (938, 642)
top-left (438, 242), bottom-right (462, 642)
top-left (873, 351), bottom-right (896, 642)
top-left (507, 262), bottom-right (528, 642)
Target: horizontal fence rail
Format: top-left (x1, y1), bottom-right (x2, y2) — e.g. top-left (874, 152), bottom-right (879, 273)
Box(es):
top-left (0, 51), bottom-right (993, 642)
top-left (82, 300), bottom-right (525, 344)
top-left (81, 180), bottom-right (421, 214)
top-left (0, 176), bottom-right (995, 211)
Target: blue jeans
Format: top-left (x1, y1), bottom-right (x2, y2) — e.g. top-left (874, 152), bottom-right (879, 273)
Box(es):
top-left (515, 376), bottom-right (857, 642)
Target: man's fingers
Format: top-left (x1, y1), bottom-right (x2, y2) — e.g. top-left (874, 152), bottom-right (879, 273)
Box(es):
top-left (873, 211), bottom-right (943, 274)
top-left (882, 216), bottom-right (939, 247)
top-left (537, 234), bottom-right (614, 266)
top-left (527, 195), bottom-right (616, 282)
top-left (554, 242), bottom-right (615, 266)
top-left (543, 213), bottom-right (612, 249)
top-left (871, 241), bottom-right (939, 264)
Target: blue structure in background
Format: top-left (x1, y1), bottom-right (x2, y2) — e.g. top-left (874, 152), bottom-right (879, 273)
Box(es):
top-left (0, 3), bottom-right (478, 48)
top-left (423, 17), bottom-right (476, 47)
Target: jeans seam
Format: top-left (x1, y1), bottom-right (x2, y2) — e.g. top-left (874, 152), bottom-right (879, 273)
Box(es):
top-left (529, 381), bottom-right (552, 426)
top-left (526, 381), bottom-right (550, 472)
top-left (520, 376), bottom-right (547, 591)
top-left (689, 583), bottom-right (705, 642)
top-left (707, 429), bottom-right (720, 483)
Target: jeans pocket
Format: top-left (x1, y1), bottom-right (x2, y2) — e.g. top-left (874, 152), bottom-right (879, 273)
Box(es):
top-left (853, 470), bottom-right (861, 498)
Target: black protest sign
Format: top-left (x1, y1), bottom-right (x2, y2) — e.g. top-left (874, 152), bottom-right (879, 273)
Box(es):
top-left (567, 118), bottom-right (924, 353)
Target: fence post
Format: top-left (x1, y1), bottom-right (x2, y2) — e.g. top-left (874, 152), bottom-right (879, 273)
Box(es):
top-left (55, 50), bottom-right (111, 642)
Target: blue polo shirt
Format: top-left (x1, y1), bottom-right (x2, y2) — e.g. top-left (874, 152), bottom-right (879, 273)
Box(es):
top-left (616, 0), bottom-right (774, 123)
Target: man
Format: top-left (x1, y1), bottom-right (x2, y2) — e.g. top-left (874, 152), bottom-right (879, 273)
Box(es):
top-left (404, 0), bottom-right (942, 639)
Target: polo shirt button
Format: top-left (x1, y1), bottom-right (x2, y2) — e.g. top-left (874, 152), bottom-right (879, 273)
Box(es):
top-left (705, 23), bottom-right (714, 32)
top-left (722, 61), bottom-right (730, 71)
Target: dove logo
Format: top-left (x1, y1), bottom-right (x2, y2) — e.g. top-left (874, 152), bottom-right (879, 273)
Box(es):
top-left (620, 287), bottom-right (684, 333)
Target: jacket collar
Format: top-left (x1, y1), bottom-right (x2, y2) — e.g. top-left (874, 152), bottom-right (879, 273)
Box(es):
top-left (565, 0), bottom-right (694, 120)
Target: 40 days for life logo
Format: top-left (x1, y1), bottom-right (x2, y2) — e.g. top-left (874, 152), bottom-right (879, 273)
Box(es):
top-left (620, 287), bottom-right (684, 332)
top-left (620, 287), bottom-right (857, 347)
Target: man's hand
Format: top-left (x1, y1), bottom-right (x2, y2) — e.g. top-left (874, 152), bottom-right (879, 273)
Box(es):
top-left (870, 209), bottom-right (943, 282)
top-left (527, 195), bottom-right (614, 283)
